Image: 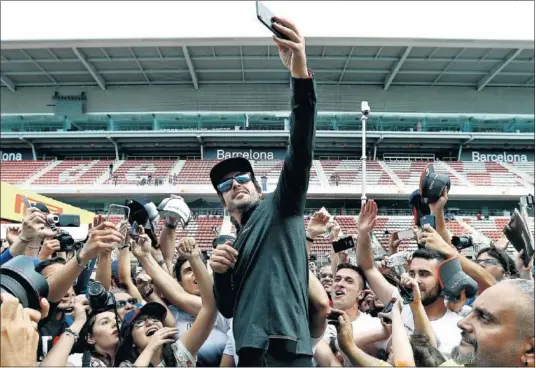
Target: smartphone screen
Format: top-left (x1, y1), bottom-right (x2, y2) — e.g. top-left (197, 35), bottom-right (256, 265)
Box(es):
top-left (106, 204), bottom-right (131, 224)
top-left (397, 229), bottom-right (414, 240)
top-left (420, 215), bottom-right (436, 230)
top-left (256, 1), bottom-right (289, 40)
top-left (130, 221), bottom-right (140, 241)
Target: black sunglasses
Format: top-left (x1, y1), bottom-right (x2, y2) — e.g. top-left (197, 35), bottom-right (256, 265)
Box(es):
top-left (217, 172), bottom-right (252, 193)
top-left (116, 298), bottom-right (138, 308)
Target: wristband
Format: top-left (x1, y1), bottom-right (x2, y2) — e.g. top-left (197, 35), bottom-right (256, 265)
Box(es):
top-left (164, 222), bottom-right (177, 230)
top-left (64, 328), bottom-right (79, 343)
top-left (119, 243), bottom-right (130, 250)
top-left (19, 234), bottom-right (37, 243)
top-left (306, 236), bottom-right (314, 243)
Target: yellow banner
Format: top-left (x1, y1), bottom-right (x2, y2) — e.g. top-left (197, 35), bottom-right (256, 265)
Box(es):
top-left (0, 182), bottom-right (95, 223)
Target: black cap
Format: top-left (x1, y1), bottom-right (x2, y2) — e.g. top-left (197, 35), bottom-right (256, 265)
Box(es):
top-left (34, 203), bottom-right (50, 213)
top-left (209, 157), bottom-right (255, 191)
top-left (116, 302), bottom-right (167, 362)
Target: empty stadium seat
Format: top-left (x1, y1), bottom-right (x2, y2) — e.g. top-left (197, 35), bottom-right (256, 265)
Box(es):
top-left (32, 160), bottom-right (113, 185)
top-left (0, 160), bottom-right (52, 184)
top-left (510, 161), bottom-right (535, 184)
top-left (446, 161), bottom-right (523, 187)
top-left (106, 159), bottom-right (177, 185)
top-left (385, 160), bottom-right (462, 187)
top-left (321, 160), bottom-right (394, 186)
top-left (177, 160), bottom-right (219, 185)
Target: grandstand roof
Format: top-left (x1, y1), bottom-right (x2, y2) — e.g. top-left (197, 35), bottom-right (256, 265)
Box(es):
top-left (1, 37), bottom-right (534, 92)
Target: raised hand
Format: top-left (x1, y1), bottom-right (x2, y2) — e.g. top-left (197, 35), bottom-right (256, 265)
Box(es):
top-left (78, 221), bottom-right (124, 263)
top-left (333, 309), bottom-right (354, 353)
top-left (419, 225), bottom-right (456, 258)
top-left (176, 237), bottom-right (200, 260)
top-left (400, 274), bottom-right (422, 305)
top-left (0, 293), bottom-right (40, 367)
top-left (131, 227), bottom-right (152, 260)
top-left (429, 188), bottom-right (448, 214)
top-left (38, 238), bottom-right (61, 259)
top-left (306, 211), bottom-right (330, 238)
top-left (20, 208), bottom-right (57, 242)
top-left (145, 327), bottom-right (179, 353)
top-left (6, 226), bottom-right (21, 245)
top-left (209, 241), bottom-right (238, 274)
top-left (357, 200), bottom-right (378, 234)
top-left (328, 221), bottom-right (341, 242)
top-left (271, 16), bottom-right (308, 79)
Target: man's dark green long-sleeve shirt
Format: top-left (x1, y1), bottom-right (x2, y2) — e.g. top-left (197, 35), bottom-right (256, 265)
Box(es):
top-left (213, 76), bottom-right (317, 357)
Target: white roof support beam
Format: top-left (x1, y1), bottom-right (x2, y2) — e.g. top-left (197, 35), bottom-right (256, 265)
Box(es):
top-left (1, 73), bottom-right (16, 92)
top-left (72, 47), bottom-right (106, 90)
top-left (477, 48), bottom-right (523, 91)
top-left (182, 46), bottom-right (199, 90)
top-left (384, 46), bottom-right (412, 90)
top-left (338, 46), bottom-right (355, 84)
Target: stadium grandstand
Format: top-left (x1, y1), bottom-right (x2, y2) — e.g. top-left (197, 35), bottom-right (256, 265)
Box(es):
top-left (1, 35), bottom-right (534, 261)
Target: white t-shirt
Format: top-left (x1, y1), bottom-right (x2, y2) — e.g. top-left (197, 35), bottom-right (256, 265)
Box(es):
top-left (169, 306), bottom-right (233, 367)
top-left (322, 312), bottom-right (389, 367)
top-left (392, 288), bottom-right (462, 360)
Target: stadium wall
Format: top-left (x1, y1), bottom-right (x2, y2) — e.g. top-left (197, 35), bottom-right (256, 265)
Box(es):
top-left (2, 85), bottom-right (534, 114)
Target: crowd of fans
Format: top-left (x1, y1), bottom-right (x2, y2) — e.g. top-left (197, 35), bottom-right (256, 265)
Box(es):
top-left (1, 14), bottom-right (534, 368)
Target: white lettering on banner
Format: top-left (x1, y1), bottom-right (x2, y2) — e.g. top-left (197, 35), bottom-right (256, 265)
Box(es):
top-left (0, 152), bottom-right (22, 161)
top-left (471, 151), bottom-right (528, 163)
top-left (59, 163), bottom-right (92, 182)
top-left (126, 164), bottom-right (157, 182)
top-left (216, 149), bottom-right (274, 160)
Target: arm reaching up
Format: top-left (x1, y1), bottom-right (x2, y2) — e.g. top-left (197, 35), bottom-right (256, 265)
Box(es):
top-left (176, 237), bottom-right (218, 357)
top-left (356, 200), bottom-right (396, 305)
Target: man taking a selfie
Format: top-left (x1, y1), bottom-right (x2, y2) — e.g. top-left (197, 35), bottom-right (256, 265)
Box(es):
top-left (208, 15), bottom-right (316, 367)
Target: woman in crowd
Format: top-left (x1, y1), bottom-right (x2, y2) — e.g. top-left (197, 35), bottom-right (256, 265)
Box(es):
top-left (114, 228), bottom-right (217, 367)
top-left (40, 299), bottom-right (120, 367)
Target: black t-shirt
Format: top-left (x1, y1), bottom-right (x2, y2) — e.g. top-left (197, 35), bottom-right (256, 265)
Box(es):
top-left (37, 302), bottom-right (67, 362)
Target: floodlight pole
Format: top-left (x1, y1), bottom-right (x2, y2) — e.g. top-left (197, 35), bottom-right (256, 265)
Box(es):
top-left (361, 102), bottom-right (370, 205)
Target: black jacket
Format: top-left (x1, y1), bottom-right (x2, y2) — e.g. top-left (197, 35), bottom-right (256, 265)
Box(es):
top-left (213, 76), bottom-right (317, 356)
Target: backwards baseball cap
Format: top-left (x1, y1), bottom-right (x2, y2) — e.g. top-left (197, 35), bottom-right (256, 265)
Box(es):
top-left (209, 157), bottom-right (255, 192)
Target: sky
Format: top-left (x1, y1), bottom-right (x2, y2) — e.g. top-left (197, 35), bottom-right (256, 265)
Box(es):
top-left (1, 1), bottom-right (534, 41)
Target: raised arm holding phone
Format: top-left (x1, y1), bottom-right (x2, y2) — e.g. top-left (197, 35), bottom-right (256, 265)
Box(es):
top-left (209, 9), bottom-right (316, 366)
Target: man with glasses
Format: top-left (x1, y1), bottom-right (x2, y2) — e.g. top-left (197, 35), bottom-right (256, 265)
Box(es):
top-left (208, 15), bottom-right (317, 367)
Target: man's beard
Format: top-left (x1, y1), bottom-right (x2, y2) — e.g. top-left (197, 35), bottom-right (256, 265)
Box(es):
top-left (451, 332), bottom-right (478, 366)
top-left (420, 285), bottom-right (441, 306)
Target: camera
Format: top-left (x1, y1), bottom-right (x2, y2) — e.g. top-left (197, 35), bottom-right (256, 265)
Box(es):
top-left (361, 101), bottom-right (371, 116)
top-left (0, 256), bottom-right (49, 310)
top-left (87, 281), bottom-right (116, 313)
top-left (54, 232), bottom-right (75, 253)
top-left (46, 214), bottom-right (81, 231)
top-left (419, 164), bottom-right (451, 205)
top-left (452, 236), bottom-right (474, 251)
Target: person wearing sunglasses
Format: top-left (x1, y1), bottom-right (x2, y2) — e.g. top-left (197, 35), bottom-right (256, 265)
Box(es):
top-left (208, 15), bottom-right (317, 368)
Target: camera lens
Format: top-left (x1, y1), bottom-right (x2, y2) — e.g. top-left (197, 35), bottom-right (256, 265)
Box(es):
top-left (0, 256), bottom-right (49, 310)
top-left (87, 282), bottom-right (107, 311)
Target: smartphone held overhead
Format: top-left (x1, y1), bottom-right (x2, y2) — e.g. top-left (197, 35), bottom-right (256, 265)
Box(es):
top-left (256, 1), bottom-right (289, 40)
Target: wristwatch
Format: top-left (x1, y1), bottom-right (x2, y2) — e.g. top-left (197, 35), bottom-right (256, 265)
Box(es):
top-left (75, 250), bottom-right (90, 269)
